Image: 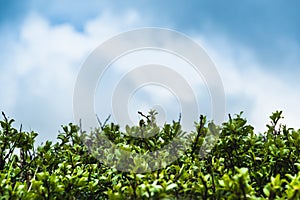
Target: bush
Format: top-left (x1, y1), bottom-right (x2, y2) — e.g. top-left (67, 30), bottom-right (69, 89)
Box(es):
top-left (0, 110), bottom-right (299, 199)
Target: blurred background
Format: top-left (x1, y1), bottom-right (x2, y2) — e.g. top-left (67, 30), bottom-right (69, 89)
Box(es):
top-left (0, 0), bottom-right (300, 144)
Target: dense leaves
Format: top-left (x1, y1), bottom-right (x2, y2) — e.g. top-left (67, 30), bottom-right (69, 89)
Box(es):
top-left (0, 110), bottom-right (299, 199)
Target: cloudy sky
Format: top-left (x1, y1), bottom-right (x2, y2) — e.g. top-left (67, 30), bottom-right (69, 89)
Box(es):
top-left (1, 1), bottom-right (300, 143)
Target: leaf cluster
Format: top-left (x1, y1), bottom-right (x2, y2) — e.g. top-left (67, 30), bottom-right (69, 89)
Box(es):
top-left (0, 111), bottom-right (299, 199)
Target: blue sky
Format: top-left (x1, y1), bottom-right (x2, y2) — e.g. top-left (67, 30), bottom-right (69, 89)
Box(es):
top-left (0, 1), bottom-right (300, 143)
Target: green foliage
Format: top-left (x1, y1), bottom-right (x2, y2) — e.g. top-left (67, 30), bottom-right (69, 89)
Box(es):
top-left (0, 110), bottom-right (299, 199)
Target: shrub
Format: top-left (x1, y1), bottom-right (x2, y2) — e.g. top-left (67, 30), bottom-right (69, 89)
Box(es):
top-left (0, 111), bottom-right (299, 199)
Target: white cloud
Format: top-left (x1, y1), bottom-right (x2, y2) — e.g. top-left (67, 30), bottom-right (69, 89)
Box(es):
top-left (0, 11), bottom-right (143, 142)
top-left (0, 16), bottom-right (84, 142)
top-left (196, 34), bottom-right (300, 133)
top-left (0, 10), bottom-right (299, 145)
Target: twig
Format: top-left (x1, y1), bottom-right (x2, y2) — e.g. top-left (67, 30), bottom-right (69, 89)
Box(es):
top-left (138, 111), bottom-right (150, 122)
top-left (96, 114), bottom-right (102, 127)
top-left (2, 111), bottom-right (8, 121)
top-left (228, 113), bottom-right (232, 123)
top-left (28, 166), bottom-right (39, 192)
top-left (96, 114), bottom-right (111, 130)
top-left (191, 115), bottom-right (204, 161)
top-left (79, 118), bottom-right (83, 135)
top-left (103, 114), bottom-right (111, 128)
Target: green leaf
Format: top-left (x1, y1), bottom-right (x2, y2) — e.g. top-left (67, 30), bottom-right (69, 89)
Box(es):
top-left (263, 185), bottom-right (270, 196)
top-left (166, 183), bottom-right (177, 191)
